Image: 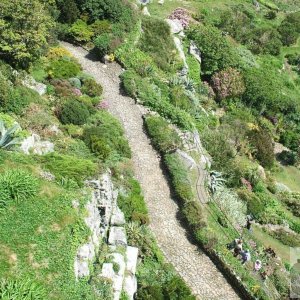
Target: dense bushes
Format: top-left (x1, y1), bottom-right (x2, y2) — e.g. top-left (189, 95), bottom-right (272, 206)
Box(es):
top-left (0, 169), bottom-right (39, 207)
top-left (187, 24), bottom-right (240, 75)
top-left (267, 228), bottom-right (300, 247)
top-left (48, 58), bottom-right (81, 79)
top-left (0, 0), bottom-right (53, 69)
top-left (118, 178), bottom-right (149, 225)
top-left (242, 67), bottom-right (282, 114)
top-left (59, 99), bottom-right (91, 125)
top-left (139, 17), bottom-right (179, 72)
top-left (42, 153), bottom-right (97, 185)
top-left (120, 70), bottom-right (195, 130)
top-left (81, 78), bottom-right (103, 97)
top-left (248, 128), bottom-right (275, 168)
top-left (145, 115), bottom-right (181, 153)
top-left (211, 67), bottom-right (245, 100)
top-left (278, 192), bottom-right (300, 217)
top-left (68, 20), bottom-right (94, 43)
top-left (83, 111), bottom-right (131, 161)
top-left (278, 11), bottom-right (300, 46)
top-left (164, 153), bottom-right (194, 203)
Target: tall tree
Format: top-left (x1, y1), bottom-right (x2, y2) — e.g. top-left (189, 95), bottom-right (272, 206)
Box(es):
top-left (0, 0), bottom-right (54, 69)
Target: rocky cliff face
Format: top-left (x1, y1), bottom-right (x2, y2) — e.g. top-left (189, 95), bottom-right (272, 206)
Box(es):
top-left (74, 172), bottom-right (138, 300)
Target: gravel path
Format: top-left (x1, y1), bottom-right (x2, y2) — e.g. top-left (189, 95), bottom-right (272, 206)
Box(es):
top-left (62, 42), bottom-right (240, 300)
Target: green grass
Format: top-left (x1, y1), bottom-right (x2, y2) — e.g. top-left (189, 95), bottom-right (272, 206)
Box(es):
top-left (252, 225), bottom-right (290, 262)
top-left (274, 165), bottom-right (300, 192)
top-left (0, 165), bottom-right (92, 299)
top-left (145, 0), bottom-right (244, 19)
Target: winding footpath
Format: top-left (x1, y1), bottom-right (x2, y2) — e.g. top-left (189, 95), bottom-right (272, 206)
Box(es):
top-left (62, 42), bottom-right (240, 300)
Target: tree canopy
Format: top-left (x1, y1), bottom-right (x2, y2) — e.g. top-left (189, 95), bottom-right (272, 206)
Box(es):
top-left (0, 0), bottom-right (54, 69)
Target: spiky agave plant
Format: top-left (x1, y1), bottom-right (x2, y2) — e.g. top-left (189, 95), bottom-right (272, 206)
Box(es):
top-left (208, 170), bottom-right (226, 194)
top-left (0, 120), bottom-right (21, 149)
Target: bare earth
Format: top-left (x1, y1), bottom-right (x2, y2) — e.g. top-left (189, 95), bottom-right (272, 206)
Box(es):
top-left (62, 42), bottom-right (240, 300)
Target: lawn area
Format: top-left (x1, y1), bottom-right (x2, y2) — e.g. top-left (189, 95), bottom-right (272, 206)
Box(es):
top-left (252, 225), bottom-right (290, 262)
top-left (146, 0), bottom-right (243, 19)
top-left (274, 165), bottom-right (300, 192)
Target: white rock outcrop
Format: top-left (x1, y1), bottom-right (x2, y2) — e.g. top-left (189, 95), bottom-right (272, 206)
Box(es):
top-left (189, 41), bottom-right (201, 64)
top-left (165, 18), bottom-right (184, 34)
top-left (75, 173), bottom-right (139, 300)
top-left (20, 134), bottom-right (54, 155)
top-left (23, 76), bottom-right (47, 95)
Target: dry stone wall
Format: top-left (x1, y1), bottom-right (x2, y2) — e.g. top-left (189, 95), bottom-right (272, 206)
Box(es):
top-left (74, 172), bottom-right (139, 300)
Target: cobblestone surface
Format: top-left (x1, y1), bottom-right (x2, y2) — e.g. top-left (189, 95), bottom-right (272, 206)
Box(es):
top-left (62, 42), bottom-right (240, 300)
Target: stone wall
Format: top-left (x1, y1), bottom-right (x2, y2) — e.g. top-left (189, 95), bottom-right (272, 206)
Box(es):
top-left (74, 172), bottom-right (139, 300)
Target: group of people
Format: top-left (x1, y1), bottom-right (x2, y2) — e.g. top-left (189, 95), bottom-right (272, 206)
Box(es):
top-left (227, 237), bottom-right (262, 271)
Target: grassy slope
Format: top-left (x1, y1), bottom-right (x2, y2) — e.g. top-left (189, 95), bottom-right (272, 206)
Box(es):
top-left (0, 153), bottom-right (91, 299)
top-left (274, 165), bottom-right (300, 192)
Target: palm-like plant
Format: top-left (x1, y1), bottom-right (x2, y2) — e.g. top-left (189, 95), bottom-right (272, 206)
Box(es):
top-left (208, 171), bottom-right (226, 194)
top-left (0, 120), bottom-right (21, 149)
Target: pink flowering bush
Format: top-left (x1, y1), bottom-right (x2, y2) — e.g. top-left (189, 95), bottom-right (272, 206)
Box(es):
top-left (211, 67), bottom-right (245, 100)
top-left (72, 88), bottom-right (82, 96)
top-left (168, 8), bottom-right (190, 28)
top-left (97, 100), bottom-right (109, 110)
top-left (241, 178), bottom-right (252, 191)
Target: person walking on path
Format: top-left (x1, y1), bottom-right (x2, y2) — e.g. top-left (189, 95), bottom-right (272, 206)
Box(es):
top-left (254, 259), bottom-right (262, 271)
top-left (241, 250), bottom-right (251, 264)
top-left (233, 239), bottom-right (243, 257)
top-left (246, 215), bottom-right (253, 233)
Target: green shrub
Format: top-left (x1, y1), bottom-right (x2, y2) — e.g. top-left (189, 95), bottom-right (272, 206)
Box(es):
top-left (83, 111), bottom-right (131, 161)
top-left (0, 169), bottom-right (39, 207)
top-left (57, 0), bottom-right (79, 24)
top-left (238, 189), bottom-right (265, 219)
top-left (277, 150), bottom-right (298, 166)
top-left (90, 20), bottom-right (111, 36)
top-left (42, 153), bottom-right (97, 185)
top-left (164, 153), bottom-right (194, 203)
top-left (163, 276), bottom-right (196, 300)
top-left (68, 77), bottom-right (81, 89)
top-left (81, 78), bottom-right (103, 97)
top-left (183, 201), bottom-right (206, 230)
top-left (279, 192), bottom-right (300, 217)
top-left (187, 24), bottom-right (240, 75)
top-left (267, 228), bottom-right (300, 247)
top-left (59, 99), bottom-right (90, 125)
top-left (115, 45), bottom-right (158, 77)
top-left (242, 67), bottom-right (283, 114)
top-left (248, 128), bottom-right (275, 168)
top-left (0, 72), bottom-right (12, 111)
top-left (68, 20), bottom-right (93, 43)
top-left (7, 85), bottom-right (41, 115)
top-left (48, 58), bottom-right (81, 79)
top-left (120, 70), bottom-right (139, 98)
top-left (94, 33), bottom-right (112, 56)
top-left (169, 86), bottom-right (194, 112)
top-left (278, 11), bottom-right (300, 46)
top-left (83, 124), bottom-right (131, 161)
top-left (118, 179), bottom-right (149, 225)
top-left (138, 17), bottom-right (179, 72)
top-left (50, 79), bottom-right (75, 97)
top-left (143, 97), bottom-right (195, 130)
top-left (145, 115), bottom-right (181, 153)
top-left (0, 278), bottom-right (46, 300)
top-left (271, 268), bottom-right (289, 298)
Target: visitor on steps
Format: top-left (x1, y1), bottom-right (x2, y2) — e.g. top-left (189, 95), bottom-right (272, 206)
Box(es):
top-left (233, 239), bottom-right (243, 257)
top-left (241, 250), bottom-right (251, 264)
top-left (254, 259), bottom-right (262, 271)
top-left (246, 215), bottom-right (253, 233)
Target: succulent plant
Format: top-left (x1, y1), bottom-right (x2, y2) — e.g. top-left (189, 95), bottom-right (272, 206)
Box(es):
top-left (0, 120), bottom-right (21, 149)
